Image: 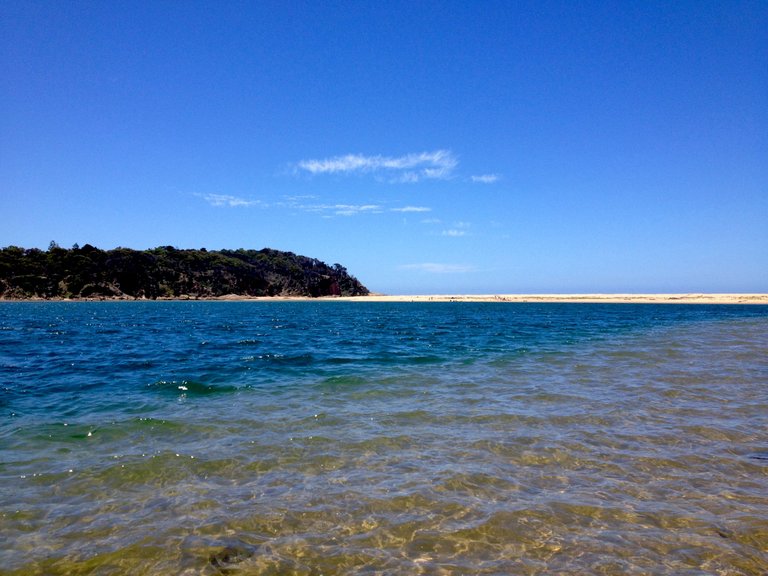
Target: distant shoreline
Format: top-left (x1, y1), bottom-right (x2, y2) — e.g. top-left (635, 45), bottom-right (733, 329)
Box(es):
top-left (333, 293), bottom-right (768, 304)
top-left (2, 293), bottom-right (767, 304)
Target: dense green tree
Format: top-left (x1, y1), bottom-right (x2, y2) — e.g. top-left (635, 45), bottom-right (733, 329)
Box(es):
top-left (0, 245), bottom-right (369, 299)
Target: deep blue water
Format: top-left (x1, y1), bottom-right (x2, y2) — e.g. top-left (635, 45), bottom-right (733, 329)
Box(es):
top-left (1, 302), bottom-right (767, 574)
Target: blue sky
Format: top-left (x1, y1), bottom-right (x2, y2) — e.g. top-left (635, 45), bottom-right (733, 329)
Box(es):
top-left (2, 0), bottom-right (766, 294)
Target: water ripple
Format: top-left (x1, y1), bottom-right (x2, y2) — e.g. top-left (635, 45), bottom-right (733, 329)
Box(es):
top-left (0, 302), bottom-right (766, 574)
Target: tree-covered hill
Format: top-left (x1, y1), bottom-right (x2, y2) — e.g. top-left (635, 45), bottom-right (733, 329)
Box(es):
top-left (0, 244), bottom-right (369, 299)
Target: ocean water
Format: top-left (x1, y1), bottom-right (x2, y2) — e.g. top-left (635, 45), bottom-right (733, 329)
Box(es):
top-left (1, 302), bottom-right (767, 575)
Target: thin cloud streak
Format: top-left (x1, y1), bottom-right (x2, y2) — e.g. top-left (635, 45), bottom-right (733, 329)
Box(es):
top-left (331, 204), bottom-right (383, 216)
top-left (199, 193), bottom-right (420, 218)
top-left (471, 174), bottom-right (500, 183)
top-left (296, 202), bottom-right (383, 216)
top-left (197, 193), bottom-right (382, 217)
top-left (296, 150), bottom-right (457, 182)
top-left (391, 206), bottom-right (431, 213)
top-left (441, 221), bottom-right (471, 236)
top-left (199, 193), bottom-right (263, 207)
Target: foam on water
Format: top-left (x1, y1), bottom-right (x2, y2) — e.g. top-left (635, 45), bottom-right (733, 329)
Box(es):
top-left (1, 302), bottom-right (767, 574)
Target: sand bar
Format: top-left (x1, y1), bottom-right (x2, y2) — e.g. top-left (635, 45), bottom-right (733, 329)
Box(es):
top-left (219, 293), bottom-right (767, 304)
top-left (4, 294), bottom-right (767, 304)
top-left (326, 293), bottom-right (768, 304)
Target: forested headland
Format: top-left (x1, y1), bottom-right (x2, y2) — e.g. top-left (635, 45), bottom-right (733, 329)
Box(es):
top-left (0, 244), bottom-right (369, 299)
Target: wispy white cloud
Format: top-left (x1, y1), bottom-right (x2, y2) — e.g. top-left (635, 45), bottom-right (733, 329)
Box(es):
top-left (198, 192), bottom-right (423, 219)
top-left (284, 194), bottom-right (318, 202)
top-left (391, 206), bottom-right (431, 213)
top-left (471, 174), bottom-right (500, 184)
top-left (441, 221), bottom-right (471, 237)
top-left (401, 263), bottom-right (475, 274)
top-left (331, 204), bottom-right (383, 216)
top-left (296, 150), bottom-right (457, 182)
top-left (394, 172), bottom-right (420, 184)
top-left (296, 202), bottom-right (383, 217)
top-left (198, 193), bottom-right (263, 207)
top-left (198, 193), bottom-right (384, 217)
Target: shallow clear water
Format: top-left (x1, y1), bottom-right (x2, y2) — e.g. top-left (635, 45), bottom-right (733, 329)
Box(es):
top-left (1, 302), bottom-right (767, 575)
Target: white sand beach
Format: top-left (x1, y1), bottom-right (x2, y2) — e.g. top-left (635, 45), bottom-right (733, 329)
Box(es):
top-left (8, 293), bottom-right (767, 304)
top-left (326, 293), bottom-right (768, 304)
top-left (199, 293), bottom-right (768, 304)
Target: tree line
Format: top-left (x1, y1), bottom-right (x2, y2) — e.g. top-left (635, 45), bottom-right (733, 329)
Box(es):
top-left (0, 244), bottom-right (369, 299)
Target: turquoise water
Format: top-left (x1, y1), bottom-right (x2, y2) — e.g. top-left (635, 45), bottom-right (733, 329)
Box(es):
top-left (1, 302), bottom-right (767, 574)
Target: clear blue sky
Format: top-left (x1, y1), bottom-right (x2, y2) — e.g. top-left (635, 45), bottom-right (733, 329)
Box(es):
top-left (2, 1), bottom-right (766, 294)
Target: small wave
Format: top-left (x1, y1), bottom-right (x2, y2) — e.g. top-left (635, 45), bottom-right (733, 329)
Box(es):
top-left (748, 451), bottom-right (768, 462)
top-left (324, 356), bottom-right (358, 365)
top-left (409, 355), bottom-right (445, 364)
top-left (318, 375), bottom-right (369, 389)
top-left (146, 380), bottom-right (238, 396)
top-left (255, 353), bottom-right (315, 366)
